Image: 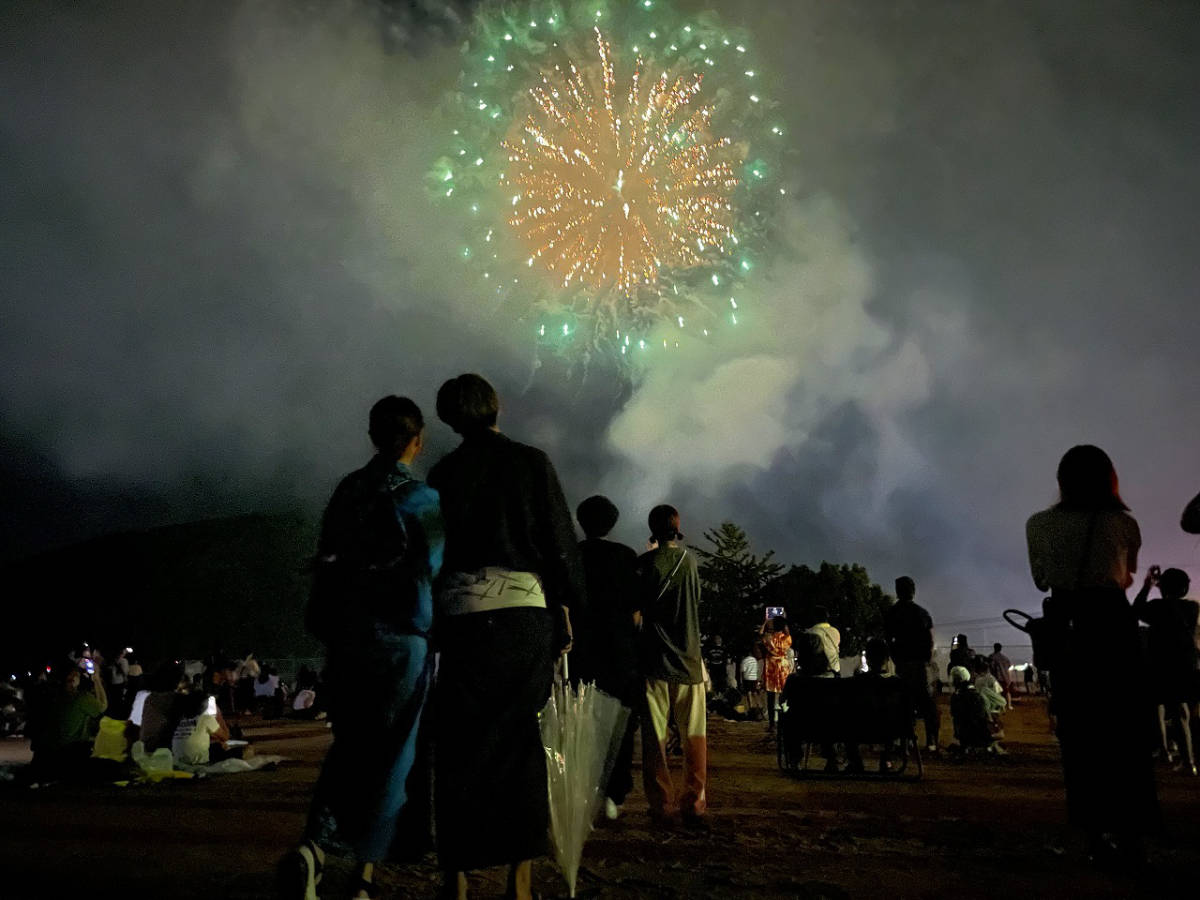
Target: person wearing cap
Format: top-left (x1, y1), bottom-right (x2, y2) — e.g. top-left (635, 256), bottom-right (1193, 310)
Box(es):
top-left (635, 504), bottom-right (707, 824)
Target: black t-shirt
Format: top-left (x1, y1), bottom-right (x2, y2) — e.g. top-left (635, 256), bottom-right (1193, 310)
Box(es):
top-left (884, 599), bottom-right (934, 664)
top-left (574, 538), bottom-right (639, 692)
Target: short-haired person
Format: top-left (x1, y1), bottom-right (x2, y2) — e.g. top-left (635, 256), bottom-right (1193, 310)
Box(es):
top-left (428, 374), bottom-right (585, 900)
top-left (1133, 565), bottom-right (1198, 774)
top-left (807, 607), bottom-right (841, 677)
top-left (635, 505), bottom-right (707, 825)
top-left (1026, 444), bottom-right (1158, 867)
top-left (988, 643), bottom-right (1013, 709)
top-left (573, 495), bottom-right (640, 820)
top-left (884, 576), bottom-right (941, 752)
top-left (285, 395), bottom-right (444, 900)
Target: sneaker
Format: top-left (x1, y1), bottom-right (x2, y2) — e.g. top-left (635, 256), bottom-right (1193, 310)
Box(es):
top-left (604, 797), bottom-right (622, 821)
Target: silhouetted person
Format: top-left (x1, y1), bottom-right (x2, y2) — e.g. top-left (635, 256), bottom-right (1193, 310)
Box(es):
top-left (988, 643), bottom-right (1013, 708)
top-left (948, 633), bottom-right (976, 675)
top-left (1133, 565), bottom-right (1198, 774)
top-left (884, 576), bottom-right (941, 752)
top-left (428, 374), bottom-right (584, 900)
top-left (286, 395), bottom-right (444, 900)
top-left (1026, 444), bottom-right (1158, 868)
top-left (573, 494), bottom-right (640, 820)
top-left (636, 504), bottom-right (707, 824)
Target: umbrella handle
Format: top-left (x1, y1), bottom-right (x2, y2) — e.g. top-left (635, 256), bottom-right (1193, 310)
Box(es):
top-left (562, 654), bottom-right (569, 684)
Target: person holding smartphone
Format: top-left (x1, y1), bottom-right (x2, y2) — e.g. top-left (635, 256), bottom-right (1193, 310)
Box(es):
top-left (30, 664), bottom-right (107, 783)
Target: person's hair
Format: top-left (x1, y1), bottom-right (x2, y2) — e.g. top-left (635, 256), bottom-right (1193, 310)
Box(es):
top-left (180, 691), bottom-right (209, 719)
top-left (993, 642), bottom-right (1002, 652)
top-left (149, 662), bottom-right (186, 692)
top-left (368, 395), bottom-right (424, 457)
top-left (436, 374), bottom-right (499, 434)
top-left (894, 576), bottom-right (915, 601)
top-left (865, 636), bottom-right (890, 672)
top-left (577, 495), bottom-right (619, 538)
top-left (1055, 444), bottom-right (1129, 512)
top-left (648, 504), bottom-right (683, 541)
top-left (955, 633), bottom-right (969, 648)
top-left (972, 656), bottom-right (989, 674)
top-left (812, 606), bottom-right (829, 626)
top-left (1159, 567), bottom-right (1191, 599)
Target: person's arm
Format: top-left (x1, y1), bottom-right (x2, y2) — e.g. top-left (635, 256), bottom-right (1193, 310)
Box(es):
top-left (1132, 566), bottom-right (1158, 622)
top-left (1182, 491), bottom-right (1200, 534)
top-left (90, 671), bottom-right (108, 714)
top-left (212, 710), bottom-right (230, 744)
top-left (534, 451), bottom-right (586, 648)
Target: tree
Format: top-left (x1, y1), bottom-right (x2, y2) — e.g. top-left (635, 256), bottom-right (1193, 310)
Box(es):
top-left (693, 522), bottom-right (785, 652)
top-left (757, 562), bottom-right (892, 657)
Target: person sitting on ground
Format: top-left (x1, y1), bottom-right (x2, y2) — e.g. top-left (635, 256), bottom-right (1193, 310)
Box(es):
top-left (807, 607), bottom-right (841, 677)
top-left (949, 666), bottom-right (1004, 756)
top-left (30, 665), bottom-right (108, 782)
top-left (972, 656), bottom-right (1007, 717)
top-left (205, 658), bottom-right (239, 719)
top-left (171, 691), bottom-right (231, 766)
top-left (136, 662), bottom-right (190, 752)
top-left (1133, 565), bottom-right (1198, 774)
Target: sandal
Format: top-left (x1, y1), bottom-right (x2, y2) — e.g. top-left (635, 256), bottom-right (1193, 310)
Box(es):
top-left (279, 839), bottom-right (325, 900)
top-left (350, 876), bottom-right (380, 899)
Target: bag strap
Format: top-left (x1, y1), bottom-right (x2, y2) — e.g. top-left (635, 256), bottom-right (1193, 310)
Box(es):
top-left (655, 548), bottom-right (689, 603)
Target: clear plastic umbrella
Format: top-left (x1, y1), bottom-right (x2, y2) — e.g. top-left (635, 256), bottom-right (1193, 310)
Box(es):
top-left (540, 657), bottom-right (630, 897)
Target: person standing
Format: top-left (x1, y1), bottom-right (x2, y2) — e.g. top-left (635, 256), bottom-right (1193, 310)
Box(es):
top-left (572, 494), bottom-right (640, 820)
top-left (1132, 565), bottom-right (1198, 774)
top-left (988, 643), bottom-right (1013, 709)
top-left (1026, 444), bottom-right (1158, 868)
top-left (884, 576), bottom-right (941, 752)
top-left (636, 504), bottom-right (707, 825)
top-left (285, 395), bottom-right (444, 900)
top-left (759, 617), bottom-right (793, 733)
top-left (428, 374), bottom-right (584, 900)
top-left (807, 608), bottom-right (841, 677)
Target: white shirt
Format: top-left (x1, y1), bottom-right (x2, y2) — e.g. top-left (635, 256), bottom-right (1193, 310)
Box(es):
top-left (171, 713), bottom-right (219, 765)
top-left (740, 655), bottom-right (760, 683)
top-left (129, 690), bottom-right (150, 726)
top-left (1026, 507), bottom-right (1141, 591)
top-left (254, 675), bottom-right (279, 698)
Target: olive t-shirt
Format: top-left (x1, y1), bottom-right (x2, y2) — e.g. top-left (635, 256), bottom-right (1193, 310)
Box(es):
top-left (635, 545), bottom-right (704, 684)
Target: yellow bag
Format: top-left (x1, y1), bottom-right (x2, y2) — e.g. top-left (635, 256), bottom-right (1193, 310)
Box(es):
top-left (91, 716), bottom-right (129, 762)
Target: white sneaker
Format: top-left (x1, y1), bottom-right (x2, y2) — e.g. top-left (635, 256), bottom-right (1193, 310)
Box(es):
top-left (604, 797), bottom-right (622, 820)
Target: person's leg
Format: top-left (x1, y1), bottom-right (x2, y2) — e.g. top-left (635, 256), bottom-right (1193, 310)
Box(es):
top-left (1177, 702), bottom-right (1196, 773)
top-left (506, 860), bottom-right (533, 900)
top-left (641, 678), bottom-right (676, 817)
top-left (440, 871), bottom-right (468, 900)
top-left (673, 682), bottom-right (707, 818)
top-left (606, 711), bottom-right (638, 809)
top-left (765, 691), bottom-right (777, 732)
top-left (1157, 703), bottom-right (1172, 760)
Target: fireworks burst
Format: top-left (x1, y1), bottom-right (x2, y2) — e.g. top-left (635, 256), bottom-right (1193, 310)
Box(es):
top-left (435, 2), bottom-right (784, 366)
top-left (506, 27), bottom-right (739, 309)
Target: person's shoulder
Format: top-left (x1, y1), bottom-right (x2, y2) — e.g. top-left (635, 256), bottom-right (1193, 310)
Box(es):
top-left (1026, 506), bottom-right (1057, 531)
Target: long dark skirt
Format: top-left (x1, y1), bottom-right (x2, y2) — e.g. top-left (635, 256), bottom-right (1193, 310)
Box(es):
top-left (434, 606), bottom-right (555, 871)
top-left (307, 628), bottom-right (430, 861)
top-left (1050, 588), bottom-right (1159, 836)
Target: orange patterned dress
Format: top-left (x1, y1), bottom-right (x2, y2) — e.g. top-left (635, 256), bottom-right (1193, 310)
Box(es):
top-left (762, 631), bottom-right (794, 693)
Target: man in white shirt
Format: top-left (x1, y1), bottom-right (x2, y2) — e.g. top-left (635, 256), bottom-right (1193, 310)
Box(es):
top-left (739, 653), bottom-right (764, 719)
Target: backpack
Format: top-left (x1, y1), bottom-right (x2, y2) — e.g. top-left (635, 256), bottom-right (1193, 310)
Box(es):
top-left (306, 461), bottom-right (417, 643)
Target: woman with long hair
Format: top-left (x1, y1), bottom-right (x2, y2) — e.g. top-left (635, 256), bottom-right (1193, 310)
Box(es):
top-left (1025, 444), bottom-right (1158, 868)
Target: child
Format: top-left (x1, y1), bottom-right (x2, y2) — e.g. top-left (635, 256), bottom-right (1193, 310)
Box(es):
top-left (972, 657), bottom-right (1008, 717)
top-left (950, 666), bottom-right (1005, 756)
top-left (1133, 565), bottom-right (1199, 774)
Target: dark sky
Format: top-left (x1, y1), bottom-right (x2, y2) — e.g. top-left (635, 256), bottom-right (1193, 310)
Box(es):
top-left (3, 0), bottom-right (1198, 634)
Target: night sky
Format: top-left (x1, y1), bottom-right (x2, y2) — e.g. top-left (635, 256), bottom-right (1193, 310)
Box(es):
top-left (3, 0), bottom-right (1198, 633)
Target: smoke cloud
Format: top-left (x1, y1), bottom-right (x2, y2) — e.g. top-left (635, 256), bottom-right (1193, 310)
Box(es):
top-left (2, 0), bottom-right (1198, 634)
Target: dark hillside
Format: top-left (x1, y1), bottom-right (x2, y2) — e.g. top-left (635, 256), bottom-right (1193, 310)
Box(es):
top-left (0, 514), bottom-right (320, 669)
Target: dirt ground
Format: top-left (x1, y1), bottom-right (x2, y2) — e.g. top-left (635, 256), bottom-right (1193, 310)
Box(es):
top-left (2, 695), bottom-right (1198, 900)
